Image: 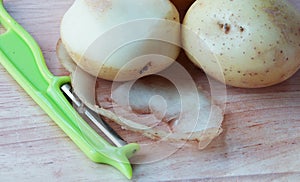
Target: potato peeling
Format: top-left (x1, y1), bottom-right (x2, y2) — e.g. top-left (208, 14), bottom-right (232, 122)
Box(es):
top-left (56, 40), bottom-right (224, 150)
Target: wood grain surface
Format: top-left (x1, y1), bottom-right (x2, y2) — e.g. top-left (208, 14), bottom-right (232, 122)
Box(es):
top-left (0, 0), bottom-right (299, 181)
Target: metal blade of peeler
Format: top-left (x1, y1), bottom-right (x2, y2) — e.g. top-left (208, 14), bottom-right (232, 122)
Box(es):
top-left (61, 83), bottom-right (127, 148)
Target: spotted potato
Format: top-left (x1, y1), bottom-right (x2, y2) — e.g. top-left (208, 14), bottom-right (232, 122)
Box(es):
top-left (183, 0), bottom-right (300, 88)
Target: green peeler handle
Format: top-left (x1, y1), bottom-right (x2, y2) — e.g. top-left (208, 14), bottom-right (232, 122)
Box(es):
top-left (0, 1), bottom-right (139, 179)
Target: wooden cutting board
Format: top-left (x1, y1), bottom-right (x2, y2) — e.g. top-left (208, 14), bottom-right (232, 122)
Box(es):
top-left (0, 0), bottom-right (299, 181)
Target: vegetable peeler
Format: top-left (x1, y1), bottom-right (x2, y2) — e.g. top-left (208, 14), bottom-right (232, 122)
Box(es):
top-left (0, 0), bottom-right (139, 179)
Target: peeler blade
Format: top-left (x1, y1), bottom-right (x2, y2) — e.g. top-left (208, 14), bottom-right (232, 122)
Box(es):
top-left (60, 83), bottom-right (127, 148)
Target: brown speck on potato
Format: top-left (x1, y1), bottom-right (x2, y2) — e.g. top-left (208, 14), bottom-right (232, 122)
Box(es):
top-left (218, 22), bottom-right (231, 34)
top-left (218, 22), bottom-right (224, 29)
top-left (239, 26), bottom-right (245, 32)
top-left (139, 62), bottom-right (152, 74)
top-left (224, 23), bottom-right (231, 34)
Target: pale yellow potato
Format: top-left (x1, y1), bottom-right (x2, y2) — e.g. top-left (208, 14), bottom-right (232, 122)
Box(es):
top-left (182, 0), bottom-right (300, 88)
top-left (61, 0), bottom-right (180, 81)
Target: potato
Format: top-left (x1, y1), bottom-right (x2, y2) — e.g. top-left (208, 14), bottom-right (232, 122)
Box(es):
top-left (60, 0), bottom-right (180, 81)
top-left (182, 0), bottom-right (300, 88)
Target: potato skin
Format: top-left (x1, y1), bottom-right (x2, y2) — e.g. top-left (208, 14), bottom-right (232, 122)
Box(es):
top-left (182, 0), bottom-right (300, 88)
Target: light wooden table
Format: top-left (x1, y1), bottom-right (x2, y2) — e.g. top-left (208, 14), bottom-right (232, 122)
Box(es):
top-left (1, 0), bottom-right (299, 181)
